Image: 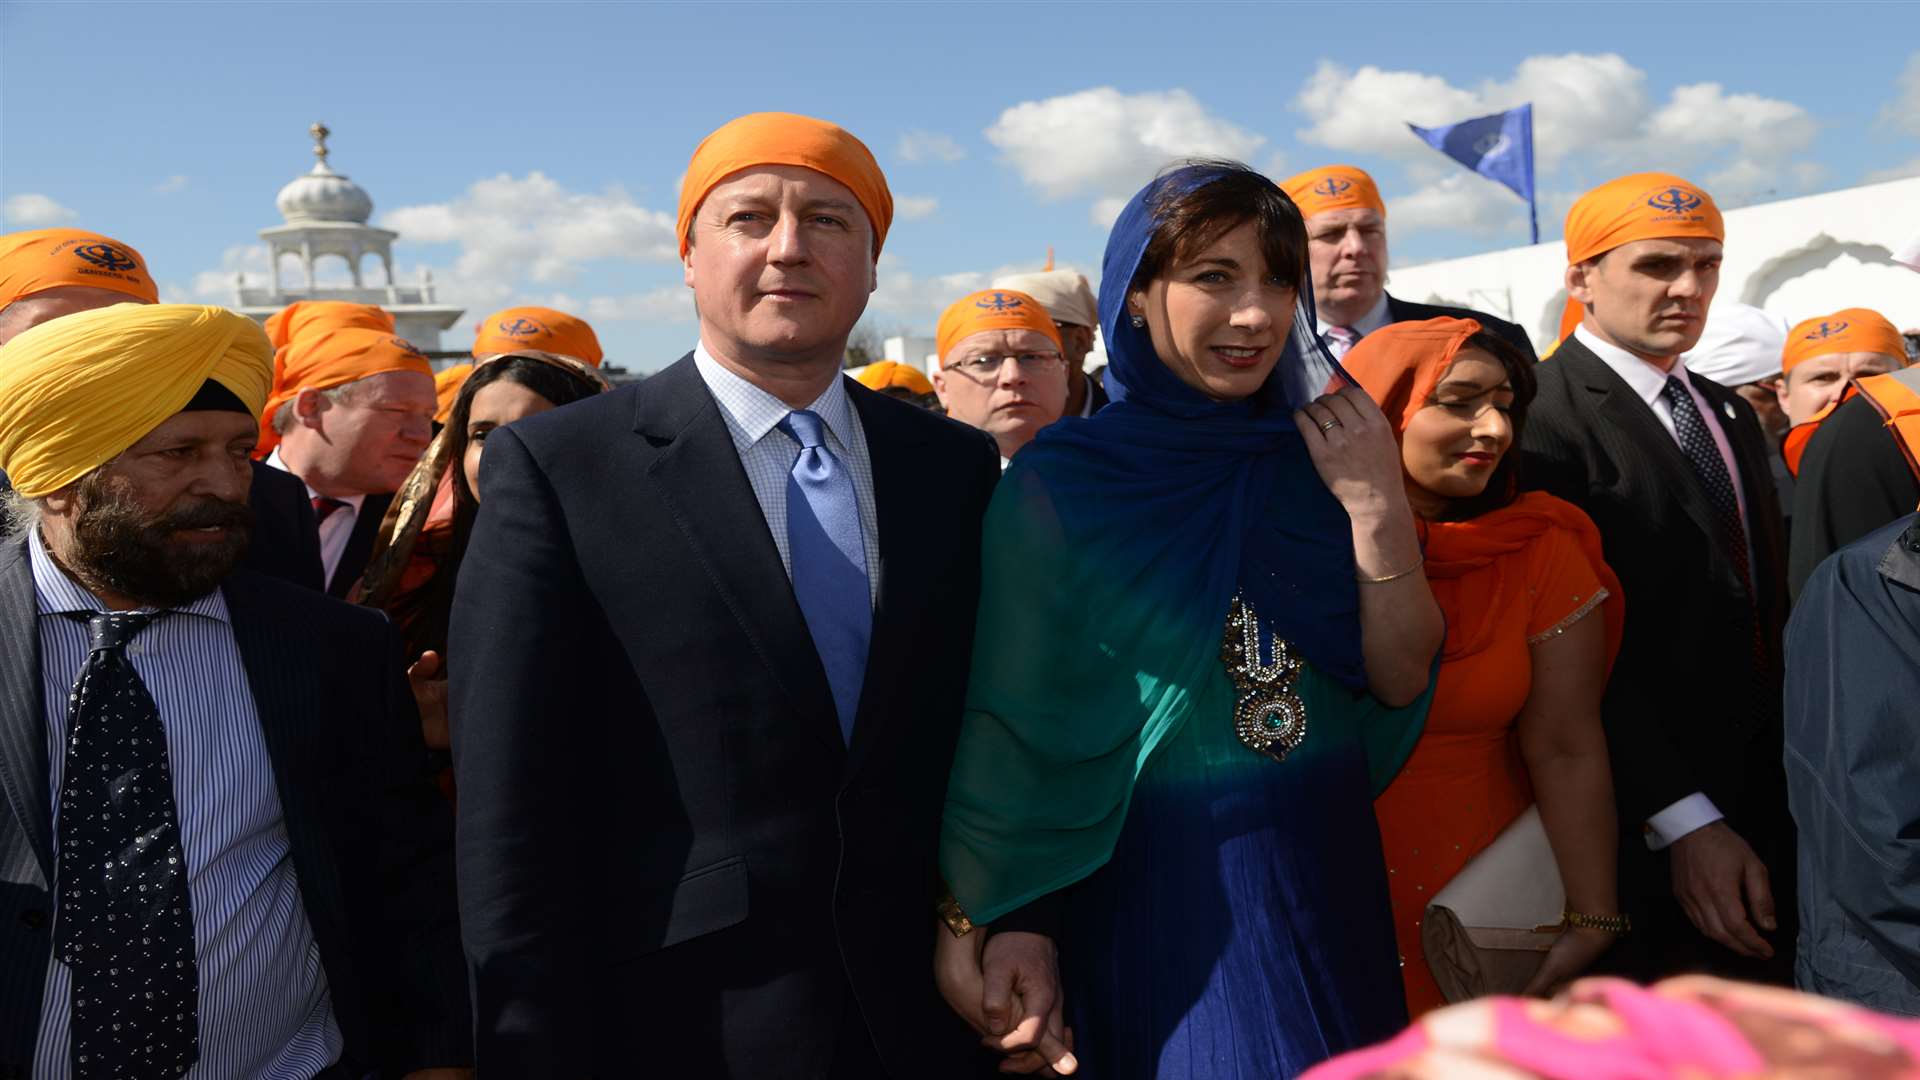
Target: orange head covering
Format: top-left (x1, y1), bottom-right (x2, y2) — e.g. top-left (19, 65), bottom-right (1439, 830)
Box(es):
top-left (1782, 308), bottom-right (1909, 373)
top-left (263, 301), bottom-right (395, 350)
top-left (471, 305), bottom-right (603, 366)
top-left (677, 112), bottom-right (893, 259)
top-left (0, 227), bottom-right (158, 311)
top-left (258, 328), bottom-right (435, 455)
top-left (935, 289), bottom-right (1064, 365)
top-left (1558, 172), bottom-right (1723, 343)
top-left (1281, 165), bottom-right (1386, 220)
top-left (433, 364), bottom-right (475, 423)
top-left (852, 360), bottom-right (935, 396)
top-left (1341, 315), bottom-right (1624, 671)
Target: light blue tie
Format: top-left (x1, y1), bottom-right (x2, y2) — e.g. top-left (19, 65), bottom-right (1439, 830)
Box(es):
top-left (780, 409), bottom-right (871, 743)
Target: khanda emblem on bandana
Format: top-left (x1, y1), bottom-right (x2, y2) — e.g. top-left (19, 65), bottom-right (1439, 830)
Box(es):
top-left (1648, 187), bottom-right (1706, 216)
top-left (1806, 320), bottom-right (1851, 340)
top-left (975, 292), bottom-right (1024, 314)
top-left (389, 337), bottom-right (428, 359)
top-left (1312, 177), bottom-right (1354, 198)
top-left (72, 243), bottom-right (137, 273)
top-left (498, 316), bottom-right (549, 338)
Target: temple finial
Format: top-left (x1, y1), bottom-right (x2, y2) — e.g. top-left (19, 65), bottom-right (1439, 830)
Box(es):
top-left (309, 122), bottom-right (331, 165)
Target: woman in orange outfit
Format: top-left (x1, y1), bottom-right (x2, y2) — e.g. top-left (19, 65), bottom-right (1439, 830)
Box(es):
top-left (1346, 317), bottom-right (1626, 1016)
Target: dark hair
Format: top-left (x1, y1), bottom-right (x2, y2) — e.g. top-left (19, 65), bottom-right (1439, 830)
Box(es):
top-left (1128, 160), bottom-right (1309, 297)
top-left (1436, 329), bottom-right (1538, 522)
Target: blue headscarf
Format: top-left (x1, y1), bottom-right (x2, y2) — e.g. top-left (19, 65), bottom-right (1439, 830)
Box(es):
top-left (1018, 162), bottom-right (1365, 688)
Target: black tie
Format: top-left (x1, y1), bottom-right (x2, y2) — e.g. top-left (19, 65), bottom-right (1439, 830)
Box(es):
top-left (55, 610), bottom-right (199, 1079)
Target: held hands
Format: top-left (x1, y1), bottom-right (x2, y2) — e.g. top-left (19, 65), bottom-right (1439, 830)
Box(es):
top-left (408, 650), bottom-right (450, 750)
top-left (1669, 821), bottom-right (1776, 959)
top-left (935, 926), bottom-right (1078, 1075)
top-left (1293, 384), bottom-right (1409, 523)
top-left (1522, 926), bottom-right (1616, 998)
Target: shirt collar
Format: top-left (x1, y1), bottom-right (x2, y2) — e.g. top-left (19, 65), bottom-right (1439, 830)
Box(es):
top-left (263, 448), bottom-right (366, 513)
top-left (1574, 325), bottom-right (1689, 408)
top-left (693, 340), bottom-right (858, 451)
top-left (27, 527), bottom-right (230, 623)
top-left (1318, 291), bottom-right (1391, 337)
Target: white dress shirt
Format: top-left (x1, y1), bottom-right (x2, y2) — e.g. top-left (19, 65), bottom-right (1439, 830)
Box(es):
top-left (1315, 291), bottom-right (1393, 350)
top-left (692, 343), bottom-right (880, 606)
top-left (29, 530), bottom-right (341, 1078)
top-left (263, 448), bottom-right (362, 588)
top-left (1573, 325), bottom-right (1746, 850)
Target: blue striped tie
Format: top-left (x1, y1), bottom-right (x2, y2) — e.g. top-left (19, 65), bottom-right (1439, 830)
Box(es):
top-left (779, 409), bottom-right (871, 742)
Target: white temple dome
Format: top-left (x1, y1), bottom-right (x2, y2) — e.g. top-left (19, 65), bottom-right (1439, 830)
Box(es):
top-left (275, 123), bottom-right (373, 224)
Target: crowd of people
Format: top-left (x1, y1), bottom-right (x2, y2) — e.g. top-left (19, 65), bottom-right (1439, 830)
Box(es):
top-left (0, 107), bottom-right (1915, 1080)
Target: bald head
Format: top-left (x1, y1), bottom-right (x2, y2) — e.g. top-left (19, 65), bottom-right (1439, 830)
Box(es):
top-left (0, 286), bottom-right (151, 346)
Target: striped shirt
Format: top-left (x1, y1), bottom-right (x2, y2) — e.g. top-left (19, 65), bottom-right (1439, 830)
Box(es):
top-left (693, 343), bottom-right (881, 606)
top-left (28, 531), bottom-right (342, 1079)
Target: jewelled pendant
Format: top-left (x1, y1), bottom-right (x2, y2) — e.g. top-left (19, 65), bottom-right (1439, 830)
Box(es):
top-left (1220, 593), bottom-right (1308, 763)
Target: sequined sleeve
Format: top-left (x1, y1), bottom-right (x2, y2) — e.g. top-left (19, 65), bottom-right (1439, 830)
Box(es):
top-left (1524, 524), bottom-right (1610, 646)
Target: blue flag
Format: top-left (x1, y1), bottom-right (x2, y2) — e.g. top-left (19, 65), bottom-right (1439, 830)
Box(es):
top-left (1408, 104), bottom-right (1538, 243)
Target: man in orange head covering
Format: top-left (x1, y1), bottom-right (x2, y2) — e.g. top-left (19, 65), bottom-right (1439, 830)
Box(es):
top-left (471, 305), bottom-right (604, 366)
top-left (451, 111), bottom-right (1016, 1077)
top-left (1517, 171), bottom-right (1796, 987)
top-left (1776, 308), bottom-right (1908, 429)
top-left (932, 288), bottom-right (1068, 463)
top-left (260, 328), bottom-right (436, 596)
top-left (1281, 166), bottom-right (1537, 363)
top-left (263, 300), bottom-right (395, 351)
top-left (0, 227), bottom-right (158, 344)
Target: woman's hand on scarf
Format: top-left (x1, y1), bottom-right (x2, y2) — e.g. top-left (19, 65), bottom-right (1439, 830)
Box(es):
top-left (1293, 384), bottom-right (1408, 524)
top-left (408, 650), bottom-right (450, 750)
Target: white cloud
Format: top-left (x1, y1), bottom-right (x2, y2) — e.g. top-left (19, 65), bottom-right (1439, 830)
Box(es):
top-left (869, 256), bottom-right (1098, 324)
top-left (1089, 197), bottom-right (1128, 228)
top-left (987, 87), bottom-right (1266, 204)
top-left (1387, 173), bottom-right (1533, 238)
top-left (545, 287), bottom-right (693, 325)
top-left (896, 130), bottom-right (966, 164)
top-left (894, 195), bottom-right (939, 220)
top-left (1879, 52), bottom-right (1920, 136)
top-left (380, 171), bottom-right (678, 307)
top-left (153, 175), bottom-right (189, 195)
top-left (2, 193), bottom-right (78, 228)
top-left (1866, 156), bottom-right (1920, 184)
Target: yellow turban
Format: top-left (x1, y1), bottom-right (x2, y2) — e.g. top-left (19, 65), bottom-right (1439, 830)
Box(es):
top-left (0, 304), bottom-right (271, 498)
top-left (677, 112), bottom-right (893, 258)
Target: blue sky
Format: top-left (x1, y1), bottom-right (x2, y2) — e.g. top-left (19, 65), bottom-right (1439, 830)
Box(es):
top-left (4, 1), bottom-right (1917, 369)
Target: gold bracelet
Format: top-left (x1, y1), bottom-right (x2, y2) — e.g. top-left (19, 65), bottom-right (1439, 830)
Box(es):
top-left (1357, 555), bottom-right (1424, 585)
top-left (935, 892), bottom-right (975, 938)
top-left (1562, 909), bottom-right (1631, 935)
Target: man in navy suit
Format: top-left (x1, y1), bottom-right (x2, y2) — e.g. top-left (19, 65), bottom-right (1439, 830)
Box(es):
top-left (452, 113), bottom-right (999, 1078)
top-left (1281, 165), bottom-right (1538, 363)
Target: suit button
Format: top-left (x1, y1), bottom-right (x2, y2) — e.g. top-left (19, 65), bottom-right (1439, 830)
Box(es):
top-left (20, 909), bottom-right (47, 930)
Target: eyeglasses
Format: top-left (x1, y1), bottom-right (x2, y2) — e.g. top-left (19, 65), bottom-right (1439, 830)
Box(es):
top-left (943, 351), bottom-right (1065, 379)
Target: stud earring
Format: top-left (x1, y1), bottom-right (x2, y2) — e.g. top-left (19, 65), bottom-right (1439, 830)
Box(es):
top-left (1129, 314), bottom-right (1146, 328)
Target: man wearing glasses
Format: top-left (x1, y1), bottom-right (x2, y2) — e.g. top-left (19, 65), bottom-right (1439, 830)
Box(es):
top-left (931, 289), bottom-right (1070, 466)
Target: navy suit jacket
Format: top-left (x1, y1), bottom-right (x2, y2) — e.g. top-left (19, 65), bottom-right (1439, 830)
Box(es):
top-left (0, 541), bottom-right (468, 1075)
top-left (451, 355), bottom-right (1000, 1078)
top-left (1386, 293), bottom-right (1540, 363)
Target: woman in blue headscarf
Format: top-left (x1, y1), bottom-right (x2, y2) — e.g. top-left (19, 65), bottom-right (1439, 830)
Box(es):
top-left (935, 161), bottom-right (1444, 1078)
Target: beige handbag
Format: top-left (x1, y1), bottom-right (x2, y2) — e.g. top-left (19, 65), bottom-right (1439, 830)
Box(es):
top-left (1420, 804), bottom-right (1565, 1003)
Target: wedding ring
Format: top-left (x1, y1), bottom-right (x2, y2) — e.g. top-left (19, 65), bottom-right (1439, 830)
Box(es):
top-left (1319, 417), bottom-right (1342, 432)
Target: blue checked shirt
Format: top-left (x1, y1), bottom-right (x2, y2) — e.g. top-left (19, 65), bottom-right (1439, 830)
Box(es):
top-left (28, 530), bottom-right (342, 1079)
top-left (693, 343), bottom-right (881, 607)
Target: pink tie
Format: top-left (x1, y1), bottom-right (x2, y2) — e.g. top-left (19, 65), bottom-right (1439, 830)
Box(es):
top-left (1324, 325), bottom-right (1360, 359)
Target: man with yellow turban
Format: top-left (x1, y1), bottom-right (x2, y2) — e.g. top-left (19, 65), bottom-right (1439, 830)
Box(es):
top-left (991, 267), bottom-right (1108, 416)
top-left (931, 288), bottom-right (1069, 464)
top-left (1517, 172), bottom-right (1795, 987)
top-left (0, 304), bottom-right (470, 1079)
top-left (450, 111), bottom-right (1008, 1077)
top-left (0, 228), bottom-right (324, 591)
top-left (1280, 166), bottom-right (1536, 362)
top-left (259, 328), bottom-right (437, 597)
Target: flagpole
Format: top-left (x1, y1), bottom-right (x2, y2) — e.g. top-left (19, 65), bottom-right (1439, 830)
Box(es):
top-left (1529, 194), bottom-right (1540, 246)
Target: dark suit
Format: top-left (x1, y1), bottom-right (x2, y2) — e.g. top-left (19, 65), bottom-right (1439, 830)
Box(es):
top-left (328, 492), bottom-right (393, 599)
top-left (451, 355), bottom-right (1000, 1078)
top-left (244, 460), bottom-right (325, 591)
top-left (1517, 335), bottom-right (1793, 982)
top-left (1386, 294), bottom-right (1540, 362)
top-left (0, 541), bottom-right (468, 1074)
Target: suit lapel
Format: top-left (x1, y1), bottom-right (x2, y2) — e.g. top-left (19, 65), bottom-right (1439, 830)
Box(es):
top-left (328, 493), bottom-right (391, 598)
top-left (843, 389), bottom-right (934, 777)
top-left (636, 357), bottom-right (843, 755)
top-left (0, 537), bottom-right (52, 886)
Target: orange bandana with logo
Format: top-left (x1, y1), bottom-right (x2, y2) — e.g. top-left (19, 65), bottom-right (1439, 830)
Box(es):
top-left (677, 112), bottom-right (893, 259)
top-left (1782, 308), bottom-right (1908, 372)
top-left (1281, 166), bottom-right (1386, 220)
top-left (258, 328), bottom-right (435, 455)
top-left (1557, 172), bottom-right (1723, 343)
top-left (264, 301), bottom-right (395, 350)
top-left (471, 305), bottom-right (603, 366)
top-left (936, 290), bottom-right (1064, 365)
top-left (0, 228), bottom-right (158, 311)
